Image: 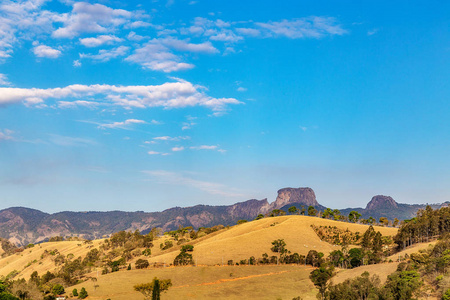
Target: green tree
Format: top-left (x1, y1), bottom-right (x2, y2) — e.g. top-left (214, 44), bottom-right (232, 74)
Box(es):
top-left (348, 211), bottom-right (362, 223)
top-left (135, 259), bottom-right (150, 269)
top-left (383, 271), bottom-right (422, 300)
top-left (78, 287), bottom-right (88, 299)
top-left (379, 217), bottom-right (389, 226)
top-left (51, 284), bottom-right (64, 296)
top-left (322, 208), bottom-right (333, 219)
top-left (72, 288), bottom-right (78, 297)
top-left (255, 214), bottom-right (264, 220)
top-left (173, 245), bottom-right (194, 266)
top-left (308, 206), bottom-right (317, 216)
top-left (443, 288), bottom-right (450, 300)
top-left (134, 278), bottom-right (172, 300)
top-left (310, 265), bottom-right (334, 299)
top-left (288, 206), bottom-right (298, 214)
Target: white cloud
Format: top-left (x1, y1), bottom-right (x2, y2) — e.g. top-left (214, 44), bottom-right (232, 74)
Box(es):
top-left (255, 17), bottom-right (347, 39)
top-left (0, 74), bottom-right (11, 86)
top-left (142, 170), bottom-right (244, 197)
top-left (79, 35), bottom-right (123, 47)
top-left (237, 87), bottom-right (247, 92)
top-left (144, 140), bottom-right (157, 144)
top-left (73, 59), bottom-right (81, 67)
top-left (150, 120), bottom-right (162, 125)
top-left (147, 151), bottom-right (160, 155)
top-left (190, 145), bottom-right (217, 150)
top-left (367, 29), bottom-right (378, 36)
top-left (126, 21), bottom-right (152, 29)
top-left (58, 100), bottom-right (100, 109)
top-left (153, 136), bottom-right (190, 141)
top-left (161, 38), bottom-right (218, 53)
top-left (33, 44), bottom-right (61, 58)
top-left (80, 46), bottom-right (129, 62)
top-left (125, 41), bottom-right (194, 72)
top-left (52, 2), bottom-right (132, 38)
top-left (235, 27), bottom-right (261, 37)
top-left (172, 146), bottom-right (184, 151)
top-left (0, 129), bottom-right (13, 141)
top-left (0, 79), bottom-right (241, 112)
top-left (127, 31), bottom-right (146, 41)
top-left (182, 121), bottom-right (196, 130)
top-left (98, 119), bottom-right (146, 129)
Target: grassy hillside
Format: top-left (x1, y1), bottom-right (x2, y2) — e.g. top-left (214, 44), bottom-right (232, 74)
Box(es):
top-left (0, 215), bottom-right (399, 299)
top-left (0, 239), bottom-right (104, 280)
top-left (71, 265), bottom-right (318, 300)
top-left (145, 215), bottom-right (397, 266)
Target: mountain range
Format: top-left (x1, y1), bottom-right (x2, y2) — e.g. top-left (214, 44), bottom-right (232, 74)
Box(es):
top-left (0, 187), bottom-right (447, 246)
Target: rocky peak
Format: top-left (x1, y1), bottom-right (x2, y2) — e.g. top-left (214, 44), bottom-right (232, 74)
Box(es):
top-left (227, 199), bottom-right (270, 218)
top-left (365, 195), bottom-right (398, 210)
top-left (267, 187), bottom-right (319, 212)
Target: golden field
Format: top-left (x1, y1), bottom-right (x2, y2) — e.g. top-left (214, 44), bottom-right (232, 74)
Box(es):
top-left (0, 215), bottom-right (401, 299)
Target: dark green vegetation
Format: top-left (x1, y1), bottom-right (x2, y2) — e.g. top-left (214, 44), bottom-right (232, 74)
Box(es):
top-left (394, 205), bottom-right (450, 249)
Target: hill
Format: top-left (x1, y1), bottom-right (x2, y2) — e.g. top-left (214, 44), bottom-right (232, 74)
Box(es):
top-left (0, 187), bottom-right (443, 246)
top-left (0, 215), bottom-right (399, 300)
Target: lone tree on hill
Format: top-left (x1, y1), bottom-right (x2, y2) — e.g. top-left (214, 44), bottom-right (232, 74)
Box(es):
top-left (134, 277), bottom-right (172, 300)
top-left (173, 245), bottom-right (194, 266)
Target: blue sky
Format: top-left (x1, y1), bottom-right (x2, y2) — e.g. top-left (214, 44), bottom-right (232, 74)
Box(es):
top-left (0, 0), bottom-right (449, 213)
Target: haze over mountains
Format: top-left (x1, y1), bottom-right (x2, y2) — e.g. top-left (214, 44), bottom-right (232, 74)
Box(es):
top-left (0, 187), bottom-right (446, 246)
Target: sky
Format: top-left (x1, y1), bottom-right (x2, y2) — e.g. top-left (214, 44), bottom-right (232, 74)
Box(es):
top-left (0, 0), bottom-right (449, 213)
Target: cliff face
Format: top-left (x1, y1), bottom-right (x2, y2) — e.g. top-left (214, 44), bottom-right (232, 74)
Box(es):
top-left (267, 187), bottom-right (319, 212)
top-left (366, 195), bottom-right (399, 210)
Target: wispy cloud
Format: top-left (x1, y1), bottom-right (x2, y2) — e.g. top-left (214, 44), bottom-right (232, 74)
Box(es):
top-left (0, 74), bottom-right (11, 86)
top-left (172, 146), bottom-right (184, 151)
top-left (190, 145), bottom-right (226, 153)
top-left (367, 28), bottom-right (378, 36)
top-left (0, 129), bottom-right (14, 141)
top-left (153, 136), bottom-right (190, 141)
top-left (48, 134), bottom-right (97, 147)
top-left (98, 119), bottom-right (146, 129)
top-left (80, 46), bottom-right (129, 62)
top-left (148, 151), bottom-right (169, 156)
top-left (255, 17), bottom-right (347, 39)
top-left (142, 170), bottom-right (244, 197)
top-left (190, 145), bottom-right (217, 150)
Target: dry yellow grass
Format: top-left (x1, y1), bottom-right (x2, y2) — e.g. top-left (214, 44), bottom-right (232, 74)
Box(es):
top-left (0, 215), bottom-right (399, 299)
top-left (146, 215), bottom-right (398, 266)
top-left (71, 265), bottom-right (319, 300)
top-left (0, 239), bottom-right (104, 279)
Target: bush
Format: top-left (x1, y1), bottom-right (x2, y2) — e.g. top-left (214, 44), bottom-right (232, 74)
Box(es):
top-left (135, 259), bottom-right (150, 269)
top-left (142, 248), bottom-right (152, 256)
top-left (72, 288), bottom-right (78, 297)
top-left (78, 287), bottom-right (88, 299)
top-left (52, 284), bottom-right (65, 295)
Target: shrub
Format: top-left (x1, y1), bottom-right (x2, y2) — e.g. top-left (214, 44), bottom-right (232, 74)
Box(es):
top-left (78, 287), bottom-right (88, 299)
top-left (135, 259), bottom-right (150, 269)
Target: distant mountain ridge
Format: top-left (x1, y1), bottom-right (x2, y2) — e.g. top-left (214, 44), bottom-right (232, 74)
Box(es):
top-left (0, 187), bottom-right (447, 246)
